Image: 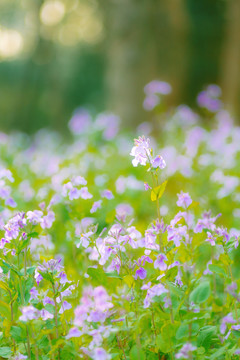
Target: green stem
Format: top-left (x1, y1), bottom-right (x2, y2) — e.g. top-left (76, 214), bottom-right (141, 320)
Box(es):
top-left (52, 283), bottom-right (60, 360)
top-left (229, 265), bottom-right (238, 322)
top-left (151, 307), bottom-right (161, 360)
top-left (24, 248), bottom-right (27, 277)
top-left (59, 293), bottom-right (69, 335)
top-left (116, 334), bottom-right (127, 360)
top-left (150, 172), bottom-right (163, 252)
top-left (26, 327), bottom-right (31, 359)
top-left (223, 244), bottom-right (238, 322)
top-left (31, 325), bottom-right (39, 360)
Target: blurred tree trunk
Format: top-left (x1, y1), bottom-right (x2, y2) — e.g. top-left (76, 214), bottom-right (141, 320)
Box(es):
top-left (163, 0), bottom-right (189, 105)
top-left (185, 0), bottom-right (225, 106)
top-left (102, 0), bottom-right (157, 127)
top-left (102, 0), bottom-right (189, 127)
top-left (220, 0), bottom-right (240, 116)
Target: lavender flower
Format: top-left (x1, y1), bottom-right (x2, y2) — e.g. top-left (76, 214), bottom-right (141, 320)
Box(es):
top-left (151, 155), bottom-right (166, 169)
top-left (19, 306), bottom-right (39, 321)
top-left (134, 267), bottom-right (147, 280)
top-left (101, 190), bottom-right (114, 200)
top-left (220, 314), bottom-right (236, 334)
top-left (177, 191), bottom-right (192, 209)
top-left (66, 327), bottom-right (82, 339)
top-left (90, 200), bottom-right (102, 213)
top-left (154, 254), bottom-right (168, 271)
top-left (176, 343), bottom-right (197, 359)
top-left (130, 136), bottom-right (151, 167)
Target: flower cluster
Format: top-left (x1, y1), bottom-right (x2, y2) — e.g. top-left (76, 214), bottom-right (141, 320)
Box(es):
top-left (0, 83), bottom-right (239, 360)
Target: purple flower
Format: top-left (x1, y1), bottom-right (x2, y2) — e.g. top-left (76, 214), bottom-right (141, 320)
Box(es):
top-left (220, 314), bottom-right (236, 334)
top-left (154, 254), bottom-right (168, 271)
top-left (30, 287), bottom-right (39, 301)
top-left (4, 212), bottom-right (26, 240)
top-left (5, 197), bottom-right (17, 208)
top-left (194, 211), bottom-right (221, 233)
top-left (72, 176), bottom-right (87, 186)
top-left (216, 227), bottom-right (230, 243)
top-left (0, 169), bottom-right (14, 182)
top-left (101, 190), bottom-right (114, 200)
top-left (43, 296), bottom-right (54, 306)
top-left (14, 354), bottom-right (27, 360)
top-left (66, 327), bottom-right (82, 339)
top-left (163, 296), bottom-right (172, 308)
top-left (144, 80), bottom-right (172, 95)
top-left (143, 94), bottom-right (160, 111)
top-left (167, 224), bottom-right (188, 247)
top-left (59, 300), bottom-right (72, 314)
top-left (142, 283), bottom-right (168, 308)
top-left (38, 258), bottom-right (63, 273)
top-left (135, 267), bottom-right (147, 280)
top-left (0, 238), bottom-right (9, 249)
top-left (92, 348), bottom-right (110, 360)
top-left (34, 270), bottom-right (43, 285)
top-left (77, 231), bottom-right (94, 248)
top-left (232, 325), bottom-right (240, 330)
top-left (197, 85), bottom-right (222, 112)
top-left (151, 155), bottom-right (166, 169)
top-left (95, 113), bottom-right (120, 140)
top-left (116, 203), bottom-right (133, 221)
top-left (144, 182), bottom-right (151, 191)
top-left (57, 271), bottom-right (68, 284)
top-left (90, 200), bottom-right (102, 214)
top-left (19, 306), bottom-right (39, 321)
top-left (68, 108), bottom-right (91, 134)
top-left (130, 136), bottom-right (151, 167)
top-left (27, 210), bottom-right (43, 225)
top-left (176, 343), bottom-right (197, 359)
top-left (69, 188), bottom-right (80, 200)
top-left (177, 192), bottom-right (192, 209)
top-left (79, 187), bottom-right (93, 200)
top-left (206, 232), bottom-right (215, 246)
top-left (41, 211), bottom-right (55, 229)
top-left (40, 309), bottom-right (54, 320)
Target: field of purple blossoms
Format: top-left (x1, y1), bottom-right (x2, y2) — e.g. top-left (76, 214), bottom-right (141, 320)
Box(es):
top-left (0, 82), bottom-right (240, 359)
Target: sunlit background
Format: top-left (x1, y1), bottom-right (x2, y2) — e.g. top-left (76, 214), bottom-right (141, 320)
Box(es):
top-left (0, 0), bottom-right (239, 133)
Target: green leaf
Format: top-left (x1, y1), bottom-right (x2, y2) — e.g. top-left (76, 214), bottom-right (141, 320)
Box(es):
top-left (130, 345), bottom-right (145, 360)
top-left (197, 326), bottom-right (217, 350)
top-left (27, 266), bottom-right (36, 275)
top-left (87, 267), bottom-right (107, 285)
top-left (123, 275), bottom-right (135, 288)
top-left (156, 334), bottom-right (172, 353)
top-left (0, 301), bottom-right (11, 320)
top-left (0, 347), bottom-right (12, 358)
top-left (27, 232), bottom-right (39, 238)
top-left (166, 266), bottom-right (178, 281)
top-left (17, 238), bottom-right (30, 254)
top-left (209, 346), bottom-right (227, 359)
top-left (151, 180), bottom-right (167, 202)
top-left (105, 271), bottom-right (122, 279)
top-left (38, 335), bottom-right (49, 349)
top-left (176, 324), bottom-right (188, 339)
top-left (208, 264), bottom-right (226, 277)
top-left (232, 330), bottom-right (240, 338)
top-left (10, 326), bottom-right (25, 342)
top-left (0, 281), bottom-right (10, 292)
top-left (190, 281), bottom-right (210, 304)
top-left (0, 260), bottom-right (21, 276)
top-left (39, 271), bottom-right (54, 284)
top-left (176, 323), bottom-right (199, 340)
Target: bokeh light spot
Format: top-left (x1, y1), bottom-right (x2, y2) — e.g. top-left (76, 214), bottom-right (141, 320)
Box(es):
top-left (40, 0), bottom-right (65, 26)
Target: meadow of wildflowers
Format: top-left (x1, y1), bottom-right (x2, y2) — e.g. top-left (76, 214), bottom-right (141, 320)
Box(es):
top-left (0, 82), bottom-right (240, 359)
